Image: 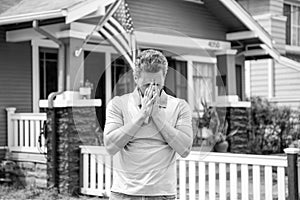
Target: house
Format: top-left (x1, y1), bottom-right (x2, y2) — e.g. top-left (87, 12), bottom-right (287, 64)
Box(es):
top-left (237, 0), bottom-right (300, 109)
top-left (0, 0), bottom-right (281, 159)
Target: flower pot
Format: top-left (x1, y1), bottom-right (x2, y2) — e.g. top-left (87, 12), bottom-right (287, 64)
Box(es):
top-left (214, 141), bottom-right (229, 152)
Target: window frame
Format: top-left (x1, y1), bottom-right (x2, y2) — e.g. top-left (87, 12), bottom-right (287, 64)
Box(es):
top-left (172, 55), bottom-right (217, 116)
top-left (192, 61), bottom-right (216, 112)
top-left (284, 1), bottom-right (300, 46)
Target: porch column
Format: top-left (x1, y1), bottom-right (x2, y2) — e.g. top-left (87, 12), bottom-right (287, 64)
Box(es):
top-left (61, 37), bottom-right (84, 91)
top-left (6, 107), bottom-right (16, 151)
top-left (215, 49), bottom-right (238, 95)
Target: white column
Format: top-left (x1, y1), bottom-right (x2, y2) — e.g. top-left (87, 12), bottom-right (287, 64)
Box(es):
top-left (244, 60), bottom-right (251, 99)
top-left (187, 60), bottom-right (194, 111)
top-left (267, 59), bottom-right (274, 99)
top-left (6, 107), bottom-right (16, 151)
top-left (31, 40), bottom-right (40, 113)
top-left (105, 53), bottom-right (112, 105)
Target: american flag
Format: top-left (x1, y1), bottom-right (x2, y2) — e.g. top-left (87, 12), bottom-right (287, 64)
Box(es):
top-left (97, 0), bottom-right (137, 69)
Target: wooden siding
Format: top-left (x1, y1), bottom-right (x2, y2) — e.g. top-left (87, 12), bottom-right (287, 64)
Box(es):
top-left (254, 17), bottom-right (286, 54)
top-left (238, 0), bottom-right (286, 53)
top-left (238, 0), bottom-right (283, 15)
top-left (276, 101), bottom-right (300, 109)
top-left (274, 62), bottom-right (300, 98)
top-left (249, 59), bottom-right (268, 97)
top-left (270, 17), bottom-right (286, 54)
top-left (269, 0), bottom-right (284, 15)
top-left (127, 0), bottom-right (228, 40)
top-left (0, 29), bottom-right (32, 155)
top-left (238, 0), bottom-right (269, 15)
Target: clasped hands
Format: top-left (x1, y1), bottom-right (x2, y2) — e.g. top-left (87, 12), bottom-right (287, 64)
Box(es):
top-left (139, 82), bottom-right (165, 124)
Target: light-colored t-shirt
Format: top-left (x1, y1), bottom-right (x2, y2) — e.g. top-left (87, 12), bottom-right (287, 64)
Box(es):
top-left (104, 88), bottom-right (193, 195)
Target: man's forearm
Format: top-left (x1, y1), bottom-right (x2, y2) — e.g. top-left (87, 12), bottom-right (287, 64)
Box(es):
top-left (154, 119), bottom-right (193, 158)
top-left (104, 114), bottom-right (146, 155)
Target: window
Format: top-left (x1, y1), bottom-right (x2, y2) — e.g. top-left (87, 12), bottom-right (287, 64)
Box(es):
top-left (111, 54), bottom-right (135, 97)
top-left (39, 48), bottom-right (58, 99)
top-left (284, 2), bottom-right (300, 46)
top-left (165, 59), bottom-right (188, 101)
top-left (193, 62), bottom-right (214, 111)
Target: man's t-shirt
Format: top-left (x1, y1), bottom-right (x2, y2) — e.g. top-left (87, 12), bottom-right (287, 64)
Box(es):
top-left (104, 89), bottom-right (192, 195)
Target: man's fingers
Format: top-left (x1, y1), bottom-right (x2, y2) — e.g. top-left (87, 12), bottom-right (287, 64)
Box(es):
top-left (144, 87), bottom-right (150, 97)
top-left (149, 93), bottom-right (158, 106)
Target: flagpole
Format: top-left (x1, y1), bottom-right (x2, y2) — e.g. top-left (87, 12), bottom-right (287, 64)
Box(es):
top-left (75, 0), bottom-right (122, 57)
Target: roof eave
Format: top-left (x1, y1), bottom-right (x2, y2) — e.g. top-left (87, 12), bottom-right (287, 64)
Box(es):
top-left (218, 0), bottom-right (273, 49)
top-left (0, 9), bottom-right (67, 26)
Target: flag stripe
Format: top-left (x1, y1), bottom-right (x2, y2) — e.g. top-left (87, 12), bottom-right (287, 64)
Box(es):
top-left (103, 23), bottom-right (131, 56)
top-left (100, 27), bottom-right (134, 67)
top-left (97, 0), bottom-right (137, 69)
top-left (110, 17), bottom-right (131, 46)
top-left (105, 19), bottom-right (131, 54)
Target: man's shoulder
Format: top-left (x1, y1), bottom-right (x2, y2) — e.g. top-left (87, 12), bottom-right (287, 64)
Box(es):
top-left (108, 93), bottom-right (131, 106)
top-left (166, 94), bottom-right (189, 107)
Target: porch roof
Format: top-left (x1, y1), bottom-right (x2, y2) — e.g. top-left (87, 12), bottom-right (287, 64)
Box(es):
top-left (0, 0), bottom-right (113, 26)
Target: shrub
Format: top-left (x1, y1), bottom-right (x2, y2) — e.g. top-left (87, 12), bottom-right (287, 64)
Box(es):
top-left (248, 96), bottom-right (300, 154)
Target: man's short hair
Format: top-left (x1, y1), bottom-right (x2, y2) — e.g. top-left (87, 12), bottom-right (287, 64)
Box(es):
top-left (134, 49), bottom-right (168, 78)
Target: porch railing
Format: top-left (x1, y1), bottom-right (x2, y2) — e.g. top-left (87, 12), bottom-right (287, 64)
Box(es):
top-left (80, 146), bottom-right (299, 200)
top-left (6, 107), bottom-right (47, 154)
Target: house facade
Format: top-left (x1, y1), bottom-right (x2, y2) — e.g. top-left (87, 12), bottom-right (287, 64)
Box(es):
top-left (237, 0), bottom-right (300, 108)
top-left (0, 0), bottom-right (279, 158)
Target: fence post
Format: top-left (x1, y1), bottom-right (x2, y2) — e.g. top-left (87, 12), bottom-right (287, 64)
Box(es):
top-left (5, 107), bottom-right (16, 152)
top-left (284, 148), bottom-right (300, 200)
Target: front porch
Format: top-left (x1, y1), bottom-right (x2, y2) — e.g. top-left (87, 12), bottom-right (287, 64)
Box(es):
top-left (2, 109), bottom-right (300, 200)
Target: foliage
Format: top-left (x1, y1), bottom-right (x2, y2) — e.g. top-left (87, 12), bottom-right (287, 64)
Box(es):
top-left (195, 99), bottom-right (238, 150)
top-left (248, 96), bottom-right (300, 154)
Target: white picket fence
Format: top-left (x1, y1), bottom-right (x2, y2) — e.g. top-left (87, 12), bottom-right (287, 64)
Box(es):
top-left (80, 146), bottom-right (289, 200)
top-left (6, 107), bottom-right (47, 154)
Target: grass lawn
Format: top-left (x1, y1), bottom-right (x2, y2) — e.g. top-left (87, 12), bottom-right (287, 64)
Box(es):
top-left (0, 185), bottom-right (107, 200)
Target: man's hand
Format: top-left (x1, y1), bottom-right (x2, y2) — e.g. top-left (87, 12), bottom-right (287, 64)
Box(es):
top-left (151, 98), bottom-right (167, 128)
top-left (152, 103), bottom-right (166, 123)
top-left (139, 82), bottom-right (158, 119)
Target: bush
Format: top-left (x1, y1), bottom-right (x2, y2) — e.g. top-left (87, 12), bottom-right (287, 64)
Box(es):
top-left (0, 185), bottom-right (105, 200)
top-left (248, 96), bottom-right (300, 154)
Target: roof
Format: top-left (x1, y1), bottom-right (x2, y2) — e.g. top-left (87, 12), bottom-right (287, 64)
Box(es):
top-left (0, 0), bottom-right (84, 17)
top-left (0, 0), bottom-right (23, 14)
top-left (0, 0), bottom-right (113, 25)
top-left (0, 0), bottom-right (274, 45)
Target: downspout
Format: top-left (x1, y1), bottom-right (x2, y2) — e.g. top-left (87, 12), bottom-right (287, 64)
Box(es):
top-left (33, 20), bottom-right (65, 189)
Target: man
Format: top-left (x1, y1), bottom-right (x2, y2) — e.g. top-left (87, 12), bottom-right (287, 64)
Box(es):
top-left (104, 49), bottom-right (193, 199)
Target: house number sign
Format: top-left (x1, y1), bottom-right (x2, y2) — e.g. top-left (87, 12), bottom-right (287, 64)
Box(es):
top-left (208, 41), bottom-right (221, 49)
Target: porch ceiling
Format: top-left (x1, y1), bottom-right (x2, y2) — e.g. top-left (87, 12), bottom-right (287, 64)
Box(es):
top-left (204, 0), bottom-right (247, 32)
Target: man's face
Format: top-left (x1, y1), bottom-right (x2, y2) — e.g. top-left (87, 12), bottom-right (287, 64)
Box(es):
top-left (135, 70), bottom-right (165, 96)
